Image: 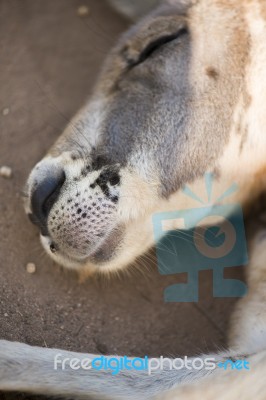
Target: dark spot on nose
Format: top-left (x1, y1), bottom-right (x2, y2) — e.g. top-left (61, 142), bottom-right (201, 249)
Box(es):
top-left (109, 173), bottom-right (120, 186)
top-left (30, 169), bottom-right (65, 235)
top-left (96, 169), bottom-right (120, 187)
top-left (91, 168), bottom-right (120, 199)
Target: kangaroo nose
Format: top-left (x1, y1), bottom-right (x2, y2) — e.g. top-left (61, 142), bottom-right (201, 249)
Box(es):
top-left (29, 168), bottom-right (66, 235)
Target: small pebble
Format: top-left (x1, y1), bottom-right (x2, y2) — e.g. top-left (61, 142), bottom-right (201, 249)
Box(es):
top-left (4, 313), bottom-right (8, 317)
top-left (0, 165), bottom-right (12, 179)
top-left (26, 263), bottom-right (36, 274)
top-left (77, 5), bottom-right (90, 17)
top-left (2, 108), bottom-right (9, 116)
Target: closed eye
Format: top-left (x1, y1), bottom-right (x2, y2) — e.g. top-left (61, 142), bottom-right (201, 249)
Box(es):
top-left (129, 28), bottom-right (188, 69)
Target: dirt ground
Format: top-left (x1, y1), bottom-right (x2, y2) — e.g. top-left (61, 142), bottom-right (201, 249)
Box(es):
top-left (0, 1), bottom-right (245, 398)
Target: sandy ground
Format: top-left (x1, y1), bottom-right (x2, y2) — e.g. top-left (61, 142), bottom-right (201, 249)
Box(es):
top-left (0, 1), bottom-right (245, 398)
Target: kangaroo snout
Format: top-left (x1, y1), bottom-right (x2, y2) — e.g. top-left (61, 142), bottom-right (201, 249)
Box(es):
top-left (25, 156), bottom-right (122, 267)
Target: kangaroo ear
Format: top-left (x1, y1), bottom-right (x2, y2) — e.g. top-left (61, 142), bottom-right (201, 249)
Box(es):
top-left (107, 0), bottom-right (161, 21)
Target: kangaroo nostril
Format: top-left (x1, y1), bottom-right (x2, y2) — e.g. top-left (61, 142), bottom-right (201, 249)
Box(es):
top-left (30, 169), bottom-right (66, 233)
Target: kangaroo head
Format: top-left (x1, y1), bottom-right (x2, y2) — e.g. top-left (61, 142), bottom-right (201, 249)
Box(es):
top-left (24, 0), bottom-right (266, 273)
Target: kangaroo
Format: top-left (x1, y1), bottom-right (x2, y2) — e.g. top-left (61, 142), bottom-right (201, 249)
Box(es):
top-left (1, 0), bottom-right (266, 398)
